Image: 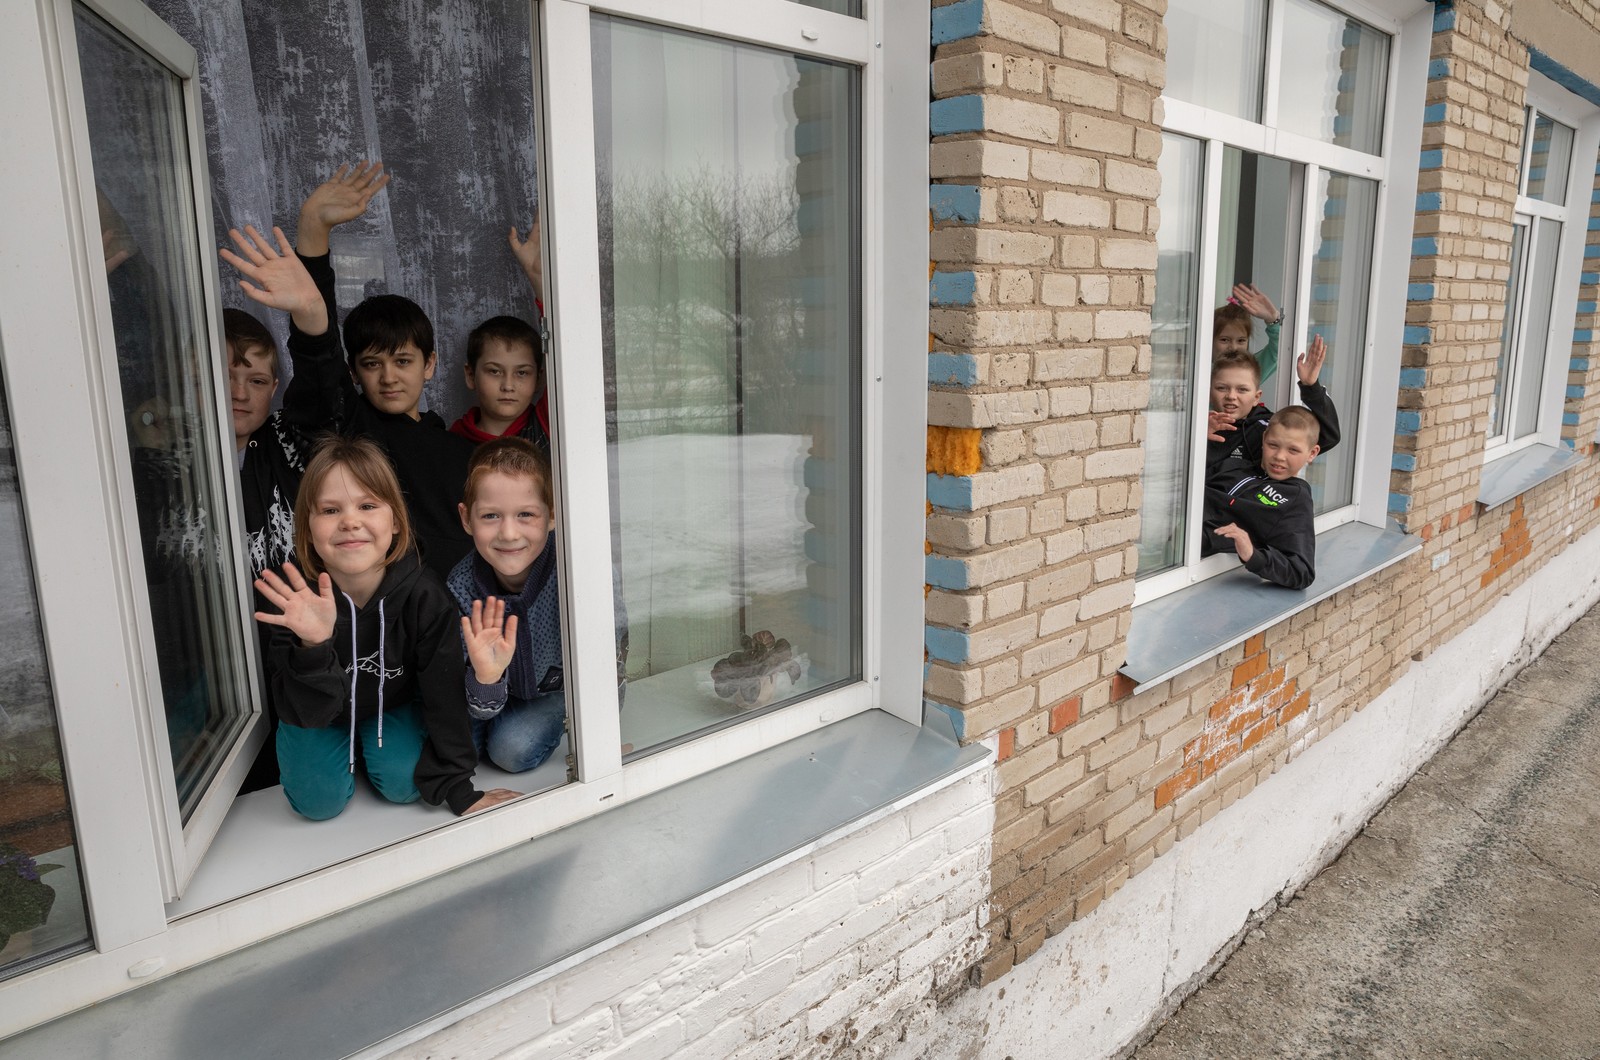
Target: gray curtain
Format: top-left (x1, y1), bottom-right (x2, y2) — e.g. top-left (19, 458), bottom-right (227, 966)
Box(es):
top-left (149, 0), bottom-right (542, 419)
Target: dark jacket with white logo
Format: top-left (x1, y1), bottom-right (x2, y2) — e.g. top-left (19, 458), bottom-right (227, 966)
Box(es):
top-left (267, 549), bottom-right (482, 814)
top-left (1202, 467), bottom-right (1316, 590)
top-left (1206, 381), bottom-right (1341, 479)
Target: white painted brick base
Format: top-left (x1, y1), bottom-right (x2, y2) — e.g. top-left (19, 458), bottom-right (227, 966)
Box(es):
top-left (388, 769), bottom-right (994, 1060)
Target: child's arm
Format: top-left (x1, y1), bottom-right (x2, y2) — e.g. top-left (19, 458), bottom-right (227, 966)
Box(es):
top-left (461, 597), bottom-right (519, 720)
top-left (509, 218), bottom-right (542, 298)
top-left (1232, 283), bottom-right (1281, 383)
top-left (414, 589), bottom-right (521, 814)
top-left (255, 563), bottom-right (347, 728)
top-left (297, 161), bottom-right (389, 258)
top-left (1216, 509), bottom-right (1316, 590)
top-left (1295, 335), bottom-right (1342, 453)
top-left (220, 225), bottom-right (346, 431)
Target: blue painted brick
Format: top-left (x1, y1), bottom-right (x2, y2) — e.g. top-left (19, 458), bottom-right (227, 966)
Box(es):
top-left (1583, 272), bottom-right (1600, 286)
top-left (930, 271), bottom-right (978, 306)
top-left (931, 95), bottom-right (983, 136)
top-left (1413, 237), bottom-right (1439, 257)
top-left (1563, 436), bottom-right (1577, 450)
top-left (1407, 283), bottom-right (1435, 301)
top-left (1433, 5), bottom-right (1455, 33)
top-left (1388, 492), bottom-right (1412, 514)
top-left (1415, 191), bottom-right (1443, 212)
top-left (1575, 330), bottom-right (1595, 343)
top-left (1392, 452), bottom-right (1418, 472)
top-left (1427, 58), bottom-right (1451, 81)
top-left (1577, 302), bottom-right (1598, 315)
top-left (929, 184), bottom-right (981, 224)
top-left (1572, 359), bottom-right (1591, 372)
top-left (925, 554), bottom-right (970, 590)
top-left (1396, 409), bottom-right (1423, 435)
top-left (1398, 367), bottom-right (1427, 389)
top-left (931, 0), bottom-right (983, 45)
top-left (929, 352), bottom-right (980, 387)
top-left (1422, 102), bottom-right (1447, 124)
top-left (926, 473), bottom-right (975, 511)
top-left (1403, 325), bottom-right (1431, 345)
top-left (1419, 149), bottom-right (1445, 170)
top-left (924, 625), bottom-right (970, 664)
top-left (1563, 411), bottom-right (1581, 426)
top-left (1567, 385), bottom-right (1587, 399)
top-left (1586, 243), bottom-right (1600, 259)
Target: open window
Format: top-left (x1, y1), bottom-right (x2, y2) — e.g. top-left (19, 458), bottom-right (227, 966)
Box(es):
top-left (1138, 0), bottom-right (1395, 600)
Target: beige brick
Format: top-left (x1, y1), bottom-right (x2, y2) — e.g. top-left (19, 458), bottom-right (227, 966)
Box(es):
top-left (986, 0), bottom-right (1063, 54)
top-left (931, 52), bottom-right (1003, 97)
top-left (1042, 190), bottom-right (1113, 228)
top-left (930, 140), bottom-right (1029, 180)
top-left (985, 95), bottom-right (1061, 145)
top-left (1047, 65), bottom-right (1118, 111)
top-left (967, 613), bottom-right (1040, 664)
top-left (925, 590), bottom-right (981, 629)
top-left (1032, 149), bottom-right (1101, 187)
top-left (1066, 113), bottom-right (1135, 155)
top-left (1078, 579), bottom-right (1135, 621)
top-left (1028, 560), bottom-right (1093, 608)
top-left (1105, 159), bottom-right (1161, 199)
top-left (1022, 629), bottom-right (1089, 679)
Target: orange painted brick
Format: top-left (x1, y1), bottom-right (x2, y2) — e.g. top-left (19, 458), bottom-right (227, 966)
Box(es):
top-left (1208, 688), bottom-right (1247, 721)
top-left (998, 727), bottom-right (1016, 763)
top-left (1111, 672), bottom-right (1137, 702)
top-left (1155, 764), bottom-right (1201, 810)
top-left (1458, 503), bottom-right (1474, 524)
top-left (1281, 690), bottom-right (1312, 724)
top-left (1241, 717), bottom-right (1275, 752)
top-left (1049, 697), bottom-right (1082, 734)
top-left (1232, 654), bottom-right (1269, 689)
top-left (927, 426), bottom-right (982, 476)
top-left (1202, 740), bottom-right (1242, 778)
top-left (1244, 632), bottom-right (1267, 657)
top-left (1225, 705), bottom-right (1264, 738)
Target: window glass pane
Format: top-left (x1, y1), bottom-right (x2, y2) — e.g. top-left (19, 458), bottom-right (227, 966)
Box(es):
top-left (593, 17), bottom-right (861, 755)
top-left (1526, 111), bottom-right (1574, 204)
top-left (790, 0), bottom-right (860, 15)
top-left (1164, 0), bottom-right (1266, 120)
top-left (1489, 222), bottom-right (1527, 440)
top-left (76, 7), bottom-right (253, 817)
top-left (0, 368), bottom-right (91, 979)
top-left (1139, 134), bottom-right (1204, 578)
top-left (1303, 171), bottom-right (1377, 512)
top-left (1275, 0), bottom-right (1389, 154)
top-left (1216, 149), bottom-right (1302, 394)
top-left (1512, 217), bottom-right (1564, 440)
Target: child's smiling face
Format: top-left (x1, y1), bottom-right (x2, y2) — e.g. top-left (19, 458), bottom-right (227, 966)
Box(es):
top-left (352, 342), bottom-right (435, 419)
top-left (459, 470), bottom-right (554, 593)
top-left (1210, 364), bottom-right (1262, 419)
top-left (228, 344), bottom-right (277, 447)
top-left (1213, 320), bottom-right (1251, 357)
top-left (1261, 422), bottom-right (1319, 481)
top-left (308, 463), bottom-right (398, 585)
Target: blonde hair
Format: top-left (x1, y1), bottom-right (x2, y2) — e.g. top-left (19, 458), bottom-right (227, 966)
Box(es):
top-left (462, 436), bottom-right (554, 512)
top-left (1268, 405), bottom-right (1320, 446)
top-left (293, 435), bottom-right (414, 579)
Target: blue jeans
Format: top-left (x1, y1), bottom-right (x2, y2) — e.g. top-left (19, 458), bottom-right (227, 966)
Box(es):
top-left (277, 703), bottom-right (426, 821)
top-left (470, 692), bottom-right (566, 773)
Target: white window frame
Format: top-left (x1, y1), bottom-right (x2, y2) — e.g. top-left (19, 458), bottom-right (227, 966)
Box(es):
top-left (1483, 75), bottom-right (1600, 461)
top-left (0, 0), bottom-right (927, 1033)
top-left (1138, 0), bottom-right (1422, 605)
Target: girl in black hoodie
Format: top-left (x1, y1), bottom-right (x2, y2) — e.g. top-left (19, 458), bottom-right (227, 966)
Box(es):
top-left (254, 436), bottom-right (519, 820)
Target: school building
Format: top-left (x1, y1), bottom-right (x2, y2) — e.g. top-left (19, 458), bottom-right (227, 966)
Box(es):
top-left (1, 0), bottom-right (1599, 1056)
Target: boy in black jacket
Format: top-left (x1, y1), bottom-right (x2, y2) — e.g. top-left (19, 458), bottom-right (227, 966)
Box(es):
top-left (1207, 334), bottom-right (1340, 478)
top-left (1202, 406), bottom-right (1321, 590)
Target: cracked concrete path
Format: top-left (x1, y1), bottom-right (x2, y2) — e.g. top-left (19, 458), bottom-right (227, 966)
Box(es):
top-left (1134, 607), bottom-right (1600, 1060)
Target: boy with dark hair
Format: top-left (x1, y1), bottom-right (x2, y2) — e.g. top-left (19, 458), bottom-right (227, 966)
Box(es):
top-left (1206, 333), bottom-right (1341, 478)
top-left (449, 314), bottom-right (549, 452)
top-left (1203, 406), bottom-right (1321, 590)
top-left (220, 162), bottom-right (477, 580)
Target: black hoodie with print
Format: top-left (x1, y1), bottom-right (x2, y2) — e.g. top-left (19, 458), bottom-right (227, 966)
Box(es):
top-left (267, 549), bottom-right (482, 814)
top-left (284, 252), bottom-right (477, 581)
top-left (1201, 465), bottom-right (1317, 590)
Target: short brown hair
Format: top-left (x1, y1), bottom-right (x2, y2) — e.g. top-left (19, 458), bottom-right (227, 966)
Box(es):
top-left (1268, 405), bottom-right (1320, 446)
top-left (466, 315), bottom-right (542, 373)
top-left (462, 436), bottom-right (553, 512)
top-left (1211, 349), bottom-right (1261, 385)
top-left (1213, 301), bottom-right (1255, 341)
top-left (223, 307), bottom-right (279, 374)
top-left (293, 436), bottom-right (414, 580)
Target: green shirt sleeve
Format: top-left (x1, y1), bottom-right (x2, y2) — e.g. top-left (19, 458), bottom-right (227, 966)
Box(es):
top-left (1257, 320), bottom-right (1280, 386)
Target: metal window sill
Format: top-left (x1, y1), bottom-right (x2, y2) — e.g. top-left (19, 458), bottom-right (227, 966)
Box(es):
top-left (7, 709), bottom-right (988, 1059)
top-left (1120, 521), bottom-right (1421, 691)
top-left (1477, 442), bottom-right (1586, 510)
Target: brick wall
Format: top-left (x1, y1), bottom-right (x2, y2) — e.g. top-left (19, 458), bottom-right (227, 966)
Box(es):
top-left (926, 0), bottom-right (1600, 988)
top-left (393, 771), bottom-right (992, 1059)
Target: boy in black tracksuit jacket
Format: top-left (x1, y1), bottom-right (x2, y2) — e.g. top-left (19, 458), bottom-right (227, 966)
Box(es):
top-left (1202, 407), bottom-right (1322, 590)
top-left (1207, 335), bottom-right (1341, 479)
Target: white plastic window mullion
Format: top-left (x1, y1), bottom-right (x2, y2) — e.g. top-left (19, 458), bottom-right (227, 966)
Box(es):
top-left (589, 0), bottom-right (869, 64)
top-left (539, 0), bottom-right (624, 782)
top-left (1260, 0), bottom-right (1285, 128)
top-left (1293, 162), bottom-right (1319, 406)
top-left (1184, 139), bottom-right (1226, 573)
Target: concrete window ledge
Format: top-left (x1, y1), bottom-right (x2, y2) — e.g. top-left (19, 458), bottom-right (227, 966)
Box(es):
top-left (9, 710), bottom-right (989, 1059)
top-left (1477, 442), bottom-right (1587, 510)
top-left (1120, 522), bottom-right (1421, 690)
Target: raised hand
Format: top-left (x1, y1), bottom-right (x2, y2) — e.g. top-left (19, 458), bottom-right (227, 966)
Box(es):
top-left (1207, 410), bottom-right (1239, 443)
top-left (220, 224), bottom-right (329, 335)
top-left (1297, 334), bottom-right (1328, 386)
top-left (298, 161), bottom-right (390, 256)
top-left (254, 561), bottom-right (338, 647)
top-left (461, 596), bottom-right (519, 685)
top-left (1231, 283), bottom-right (1279, 323)
top-left (1213, 523), bottom-right (1256, 564)
top-left (465, 788), bottom-right (523, 814)
top-left (508, 217), bottom-right (542, 292)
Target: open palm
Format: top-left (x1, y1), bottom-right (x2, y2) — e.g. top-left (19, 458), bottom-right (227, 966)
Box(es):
top-left (255, 562), bottom-right (338, 646)
top-left (462, 597), bottom-right (519, 685)
top-left (304, 161), bottom-right (390, 230)
top-left (220, 224), bottom-right (325, 329)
